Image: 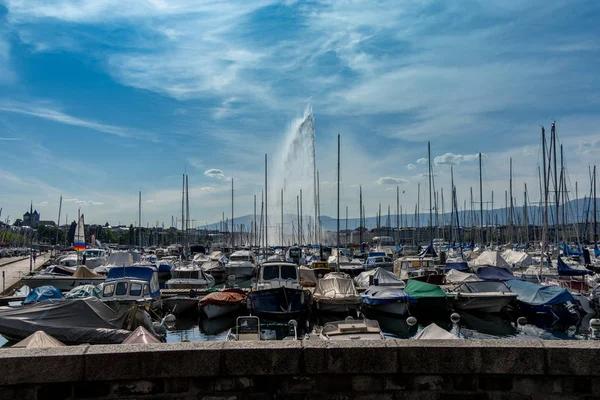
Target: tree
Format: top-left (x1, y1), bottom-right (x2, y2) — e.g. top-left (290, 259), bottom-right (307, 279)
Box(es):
top-left (68, 221), bottom-right (77, 245)
top-left (128, 224), bottom-right (134, 246)
top-left (13, 219), bottom-right (23, 227)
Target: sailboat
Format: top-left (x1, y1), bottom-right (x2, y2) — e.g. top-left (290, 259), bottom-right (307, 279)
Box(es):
top-left (74, 213), bottom-right (86, 260)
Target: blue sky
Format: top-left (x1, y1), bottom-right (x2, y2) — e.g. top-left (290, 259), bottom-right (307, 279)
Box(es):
top-left (0, 0), bottom-right (599, 229)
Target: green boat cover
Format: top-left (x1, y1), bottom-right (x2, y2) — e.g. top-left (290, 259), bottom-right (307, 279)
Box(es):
top-left (404, 279), bottom-right (448, 298)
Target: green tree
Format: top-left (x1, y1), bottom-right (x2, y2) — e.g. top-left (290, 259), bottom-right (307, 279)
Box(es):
top-left (68, 221), bottom-right (77, 245)
top-left (13, 219), bottom-right (23, 227)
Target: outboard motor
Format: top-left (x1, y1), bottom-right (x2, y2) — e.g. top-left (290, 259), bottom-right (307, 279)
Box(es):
top-left (440, 251), bottom-right (447, 265)
top-left (583, 248), bottom-right (592, 265)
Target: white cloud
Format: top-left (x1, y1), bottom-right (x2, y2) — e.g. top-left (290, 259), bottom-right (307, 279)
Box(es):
top-left (64, 198), bottom-right (104, 206)
top-left (0, 101), bottom-right (151, 140)
top-left (0, 137), bottom-right (21, 141)
top-left (375, 177), bottom-right (409, 185)
top-left (204, 168), bottom-right (227, 180)
top-left (201, 187), bottom-right (215, 191)
top-left (406, 164), bottom-right (416, 170)
top-left (434, 153), bottom-right (481, 166)
top-left (416, 158), bottom-right (427, 164)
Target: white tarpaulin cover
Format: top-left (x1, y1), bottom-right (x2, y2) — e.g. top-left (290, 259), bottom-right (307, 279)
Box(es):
top-left (473, 251), bottom-right (510, 268)
top-left (414, 323), bottom-right (459, 340)
top-left (299, 266), bottom-right (318, 286)
top-left (13, 330), bottom-right (66, 348)
top-left (445, 269), bottom-right (479, 283)
top-left (501, 250), bottom-right (533, 268)
top-left (313, 274), bottom-right (360, 304)
top-left (354, 267), bottom-right (405, 289)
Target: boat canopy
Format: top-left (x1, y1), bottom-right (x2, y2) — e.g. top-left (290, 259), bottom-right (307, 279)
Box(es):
top-left (73, 266), bottom-right (103, 278)
top-left (122, 326), bottom-right (162, 344)
top-left (445, 269), bottom-right (479, 283)
top-left (506, 279), bottom-right (575, 306)
top-left (501, 250), bottom-right (533, 268)
top-left (361, 286), bottom-right (415, 305)
top-left (595, 244), bottom-right (600, 258)
top-left (418, 243), bottom-right (437, 258)
top-left (557, 257), bottom-right (593, 276)
top-left (314, 275), bottom-right (360, 303)
top-left (106, 266), bottom-right (160, 297)
top-left (23, 286), bottom-right (64, 305)
top-left (476, 266), bottom-right (517, 281)
top-left (13, 331), bottom-right (65, 348)
top-left (456, 280), bottom-right (513, 293)
top-left (442, 262), bottom-right (469, 272)
top-left (354, 267), bottom-right (405, 289)
top-left (404, 279), bottom-right (447, 299)
top-left (473, 251), bottom-right (510, 268)
top-left (199, 289), bottom-right (246, 306)
top-left (414, 323), bottom-right (459, 340)
top-left (64, 284), bottom-right (101, 299)
top-left (562, 243), bottom-right (583, 256)
top-left (299, 266), bottom-right (318, 285)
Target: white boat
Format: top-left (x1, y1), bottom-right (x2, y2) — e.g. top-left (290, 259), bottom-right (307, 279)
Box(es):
top-left (313, 273), bottom-right (360, 313)
top-left (21, 265), bottom-right (105, 291)
top-left (360, 285), bottom-right (414, 316)
top-left (319, 317), bottom-right (385, 340)
top-left (82, 248), bottom-right (108, 269)
top-left (447, 281), bottom-right (518, 313)
top-left (226, 316), bottom-right (298, 341)
top-left (166, 265), bottom-right (216, 289)
top-left (199, 289), bottom-right (247, 319)
top-left (224, 250), bottom-right (256, 279)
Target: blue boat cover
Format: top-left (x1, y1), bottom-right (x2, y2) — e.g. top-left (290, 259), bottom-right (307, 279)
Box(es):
top-left (418, 243), bottom-right (437, 257)
top-left (369, 251), bottom-right (387, 257)
top-left (23, 285), bottom-right (64, 305)
top-left (506, 279), bottom-right (575, 306)
top-left (562, 243), bottom-right (583, 256)
top-left (106, 266), bottom-right (156, 282)
top-left (595, 244), bottom-right (600, 258)
top-left (442, 262), bottom-right (469, 272)
top-left (476, 267), bottom-right (517, 281)
top-left (361, 286), bottom-right (416, 305)
top-left (557, 257), bottom-right (593, 276)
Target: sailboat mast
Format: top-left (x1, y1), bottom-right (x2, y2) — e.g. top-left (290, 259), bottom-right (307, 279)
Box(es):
top-left (479, 153), bottom-right (484, 245)
top-left (509, 158), bottom-right (513, 244)
top-left (428, 141), bottom-right (433, 243)
top-left (231, 178), bottom-right (234, 247)
top-left (264, 154), bottom-right (268, 256)
top-left (336, 134), bottom-right (341, 269)
top-left (300, 189), bottom-right (303, 246)
top-left (181, 174), bottom-right (185, 250)
top-left (542, 126), bottom-right (549, 258)
top-left (552, 122), bottom-right (558, 251)
top-left (254, 194), bottom-right (257, 247)
top-left (396, 186), bottom-right (400, 245)
top-left (56, 195), bottom-right (62, 250)
top-left (359, 185), bottom-right (363, 246)
top-left (297, 195), bottom-right (300, 245)
top-left (594, 165), bottom-right (597, 243)
top-left (139, 190), bottom-right (142, 248)
top-left (281, 189), bottom-right (284, 246)
top-left (317, 170), bottom-right (321, 245)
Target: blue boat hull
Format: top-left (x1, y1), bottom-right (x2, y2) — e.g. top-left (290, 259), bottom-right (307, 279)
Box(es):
top-left (247, 287), bottom-right (311, 321)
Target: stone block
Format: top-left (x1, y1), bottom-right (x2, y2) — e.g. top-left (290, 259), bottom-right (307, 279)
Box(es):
top-left (111, 379), bottom-right (164, 396)
top-left (512, 377), bottom-right (558, 395)
top-left (413, 375), bottom-right (444, 391)
top-left (36, 382), bottom-right (72, 400)
top-left (212, 377), bottom-right (252, 392)
top-left (544, 341), bottom-right (600, 376)
top-left (303, 339), bottom-right (397, 374)
top-left (0, 384), bottom-right (35, 400)
top-left (282, 376), bottom-right (315, 393)
top-left (0, 346), bottom-right (88, 385)
top-left (561, 377), bottom-right (592, 394)
top-left (397, 340), bottom-right (545, 375)
top-left (73, 381), bottom-right (111, 398)
top-left (352, 375), bottom-right (384, 392)
top-left (448, 375), bottom-right (478, 392)
top-left (383, 375), bottom-right (411, 391)
top-left (84, 342), bottom-right (223, 381)
top-left (315, 375), bottom-right (352, 393)
top-left (165, 378), bottom-right (191, 394)
top-left (478, 375), bottom-right (513, 391)
top-left (222, 341), bottom-right (302, 376)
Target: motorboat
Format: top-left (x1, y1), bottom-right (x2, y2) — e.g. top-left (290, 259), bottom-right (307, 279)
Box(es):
top-left (447, 280), bottom-right (518, 313)
top-left (162, 289), bottom-right (203, 316)
top-left (199, 288), bottom-right (247, 319)
top-left (247, 262), bottom-right (312, 321)
top-left (94, 251), bottom-right (137, 275)
top-left (354, 267), bottom-right (406, 290)
top-left (21, 265), bottom-right (105, 291)
top-left (226, 316), bottom-right (298, 341)
top-left (82, 248), bottom-right (108, 269)
top-left (98, 266), bottom-right (161, 313)
top-left (414, 323), bottom-right (460, 340)
top-left (506, 279), bottom-right (580, 321)
top-left (403, 279), bottom-right (449, 313)
top-left (224, 250), bottom-right (257, 279)
top-left (0, 297), bottom-right (145, 344)
top-left (156, 258), bottom-right (175, 280)
top-left (394, 257), bottom-right (445, 285)
top-left (308, 260), bottom-right (331, 278)
top-left (363, 255), bottom-right (394, 272)
top-left (166, 265), bottom-right (216, 290)
top-left (286, 246), bottom-right (303, 265)
top-left (202, 251), bottom-right (228, 283)
top-left (319, 317), bottom-right (385, 340)
top-left (360, 284), bottom-right (415, 316)
top-left (328, 251), bottom-right (365, 276)
top-left (313, 273), bottom-right (361, 313)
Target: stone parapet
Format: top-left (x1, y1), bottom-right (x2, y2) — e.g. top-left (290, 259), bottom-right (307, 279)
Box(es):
top-left (0, 339), bottom-right (598, 399)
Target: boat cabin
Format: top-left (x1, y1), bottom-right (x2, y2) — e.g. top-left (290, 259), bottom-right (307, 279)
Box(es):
top-left (256, 262), bottom-right (301, 290)
top-left (286, 247), bottom-right (302, 265)
top-left (101, 266), bottom-right (160, 303)
top-left (228, 251), bottom-right (256, 264)
top-left (227, 316), bottom-right (298, 341)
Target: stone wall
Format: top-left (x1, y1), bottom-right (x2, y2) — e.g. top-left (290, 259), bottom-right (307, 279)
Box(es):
top-left (0, 339), bottom-right (598, 399)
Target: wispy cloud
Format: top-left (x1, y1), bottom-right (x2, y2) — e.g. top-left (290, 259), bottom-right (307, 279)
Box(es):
top-left (0, 137), bottom-right (21, 141)
top-left (375, 177), bottom-right (409, 185)
top-left (0, 100), bottom-right (153, 140)
top-left (64, 198), bottom-right (104, 206)
top-left (406, 164), bottom-right (416, 170)
top-left (204, 168), bottom-right (228, 180)
top-left (434, 153), bottom-right (482, 166)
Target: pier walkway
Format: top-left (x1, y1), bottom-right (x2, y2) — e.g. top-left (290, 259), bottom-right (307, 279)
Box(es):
top-left (0, 252), bottom-right (50, 295)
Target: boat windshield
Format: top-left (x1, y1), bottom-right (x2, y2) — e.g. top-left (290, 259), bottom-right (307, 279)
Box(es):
top-left (230, 255), bottom-right (251, 262)
top-left (459, 281), bottom-right (511, 293)
top-left (173, 270), bottom-right (201, 279)
top-left (281, 265), bottom-right (297, 280)
top-left (262, 265), bottom-right (297, 280)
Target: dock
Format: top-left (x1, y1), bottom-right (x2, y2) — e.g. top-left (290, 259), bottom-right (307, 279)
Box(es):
top-left (0, 253), bottom-right (50, 296)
